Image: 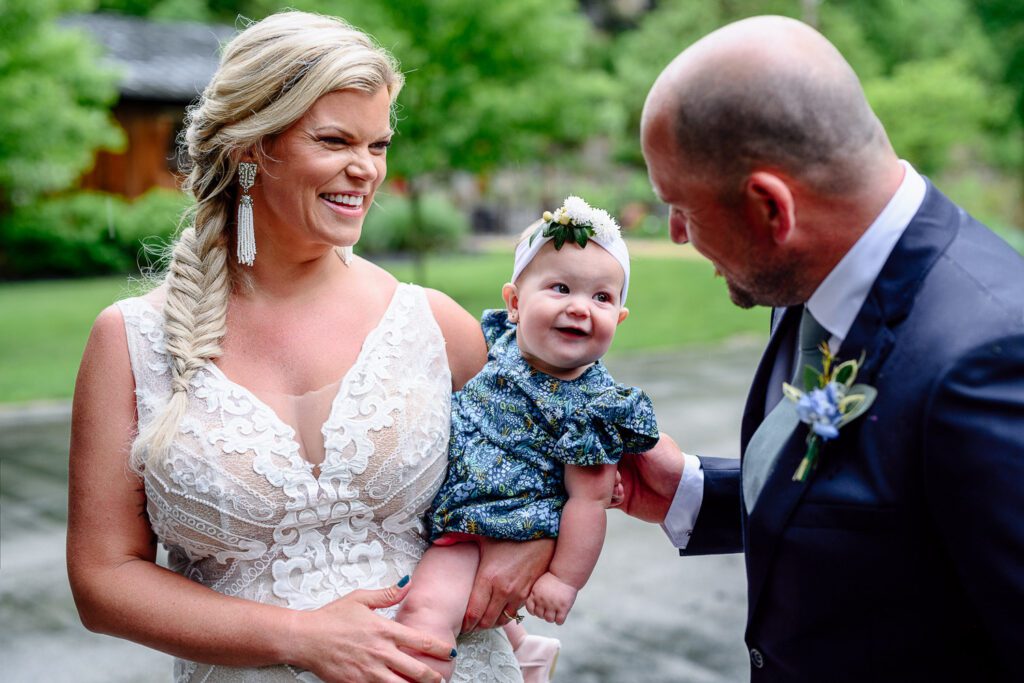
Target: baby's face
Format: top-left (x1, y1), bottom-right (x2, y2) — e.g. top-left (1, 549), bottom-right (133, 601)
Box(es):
top-left (505, 241), bottom-right (628, 380)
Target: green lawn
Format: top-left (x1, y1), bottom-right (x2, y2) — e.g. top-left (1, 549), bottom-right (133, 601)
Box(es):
top-left (0, 253), bottom-right (767, 403)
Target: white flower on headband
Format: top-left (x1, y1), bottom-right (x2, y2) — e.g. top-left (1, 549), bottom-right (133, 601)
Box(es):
top-left (589, 207), bottom-right (620, 241)
top-left (562, 196), bottom-right (594, 226)
top-left (548, 195), bottom-right (621, 242)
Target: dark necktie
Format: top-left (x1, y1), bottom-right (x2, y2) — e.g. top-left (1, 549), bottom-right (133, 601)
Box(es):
top-left (742, 307), bottom-right (828, 513)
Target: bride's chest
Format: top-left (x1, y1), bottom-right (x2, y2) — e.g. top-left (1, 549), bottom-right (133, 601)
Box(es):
top-left (137, 288), bottom-right (454, 541)
top-left (175, 361), bottom-right (449, 502)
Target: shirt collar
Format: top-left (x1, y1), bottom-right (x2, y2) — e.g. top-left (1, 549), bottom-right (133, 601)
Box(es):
top-left (807, 160), bottom-right (926, 349)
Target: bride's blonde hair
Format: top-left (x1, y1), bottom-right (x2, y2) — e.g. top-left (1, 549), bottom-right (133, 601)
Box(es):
top-left (132, 11), bottom-right (403, 469)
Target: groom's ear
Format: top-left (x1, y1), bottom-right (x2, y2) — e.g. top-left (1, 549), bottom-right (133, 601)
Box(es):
top-left (744, 172), bottom-right (796, 244)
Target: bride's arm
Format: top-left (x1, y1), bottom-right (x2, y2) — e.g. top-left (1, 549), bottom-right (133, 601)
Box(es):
top-left (424, 289), bottom-right (487, 389)
top-left (67, 306), bottom-right (450, 683)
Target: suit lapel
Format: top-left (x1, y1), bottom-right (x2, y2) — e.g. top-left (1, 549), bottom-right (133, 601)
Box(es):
top-left (743, 180), bottom-right (961, 623)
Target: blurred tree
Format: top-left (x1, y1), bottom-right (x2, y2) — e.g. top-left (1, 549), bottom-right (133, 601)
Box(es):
top-left (863, 57), bottom-right (998, 174)
top-left (0, 0), bottom-right (122, 213)
top-left (612, 0), bottom-right (1012, 183)
top-left (971, 0), bottom-right (1024, 219)
top-left (610, 0), bottom-right (794, 165)
top-left (91, 0), bottom-right (624, 277)
top-left (277, 0), bottom-right (623, 278)
top-left (825, 0), bottom-right (1008, 176)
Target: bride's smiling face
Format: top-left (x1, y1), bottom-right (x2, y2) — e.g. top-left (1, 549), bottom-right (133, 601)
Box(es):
top-left (250, 88), bottom-right (393, 257)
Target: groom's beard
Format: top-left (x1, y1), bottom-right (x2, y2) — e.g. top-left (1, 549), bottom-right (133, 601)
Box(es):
top-left (722, 258), bottom-right (807, 310)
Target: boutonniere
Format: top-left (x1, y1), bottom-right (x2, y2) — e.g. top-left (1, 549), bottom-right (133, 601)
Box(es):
top-left (782, 343), bottom-right (877, 482)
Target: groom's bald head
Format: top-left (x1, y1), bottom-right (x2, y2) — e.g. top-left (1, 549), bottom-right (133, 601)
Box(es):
top-left (642, 16), bottom-right (892, 196)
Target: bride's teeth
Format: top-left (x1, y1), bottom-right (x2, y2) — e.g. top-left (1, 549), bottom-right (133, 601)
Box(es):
top-left (323, 193), bottom-right (363, 207)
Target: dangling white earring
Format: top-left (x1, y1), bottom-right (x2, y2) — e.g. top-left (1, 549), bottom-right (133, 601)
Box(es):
top-left (338, 246), bottom-right (353, 265)
top-left (236, 162), bottom-right (257, 266)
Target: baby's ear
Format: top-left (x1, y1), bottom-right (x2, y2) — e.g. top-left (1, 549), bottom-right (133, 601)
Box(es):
top-left (617, 307), bottom-right (630, 325)
top-left (501, 283), bottom-right (519, 320)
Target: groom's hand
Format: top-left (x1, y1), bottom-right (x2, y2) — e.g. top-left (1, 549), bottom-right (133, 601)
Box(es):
top-left (462, 537), bottom-right (554, 632)
top-left (613, 433), bottom-right (685, 523)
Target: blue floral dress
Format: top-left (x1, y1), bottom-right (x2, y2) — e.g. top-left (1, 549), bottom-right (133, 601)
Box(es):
top-left (429, 310), bottom-right (660, 541)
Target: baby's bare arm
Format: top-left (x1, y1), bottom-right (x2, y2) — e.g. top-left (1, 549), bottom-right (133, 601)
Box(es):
top-left (525, 464), bottom-right (618, 623)
top-left (550, 463), bottom-right (618, 588)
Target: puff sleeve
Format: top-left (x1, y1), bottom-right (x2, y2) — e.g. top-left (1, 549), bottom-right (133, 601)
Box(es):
top-left (551, 384), bottom-right (660, 466)
top-left (479, 309), bottom-right (514, 349)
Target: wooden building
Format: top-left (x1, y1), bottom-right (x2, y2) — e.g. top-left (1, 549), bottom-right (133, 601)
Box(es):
top-left (64, 14), bottom-right (235, 198)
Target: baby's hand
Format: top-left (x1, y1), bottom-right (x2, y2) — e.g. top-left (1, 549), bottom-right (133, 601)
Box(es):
top-left (525, 572), bottom-right (578, 625)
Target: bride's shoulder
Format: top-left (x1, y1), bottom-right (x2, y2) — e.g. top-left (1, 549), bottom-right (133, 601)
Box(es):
top-left (351, 255), bottom-right (398, 286)
top-left (419, 288), bottom-right (487, 390)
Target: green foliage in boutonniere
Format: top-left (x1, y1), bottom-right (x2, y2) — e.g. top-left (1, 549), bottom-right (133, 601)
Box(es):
top-left (782, 343), bottom-right (878, 482)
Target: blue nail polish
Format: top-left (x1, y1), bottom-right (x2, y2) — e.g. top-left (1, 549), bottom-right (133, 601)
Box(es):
top-left (397, 575), bottom-right (410, 588)
top-left (450, 648), bottom-right (458, 659)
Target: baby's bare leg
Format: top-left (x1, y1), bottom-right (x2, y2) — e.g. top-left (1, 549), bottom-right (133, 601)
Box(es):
top-left (397, 542), bottom-right (479, 680)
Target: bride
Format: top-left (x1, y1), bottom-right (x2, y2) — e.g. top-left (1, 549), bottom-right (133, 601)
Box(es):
top-left (67, 11), bottom-right (550, 682)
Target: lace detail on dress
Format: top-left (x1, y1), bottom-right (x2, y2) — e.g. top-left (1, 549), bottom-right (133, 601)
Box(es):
top-left (116, 285), bottom-right (520, 682)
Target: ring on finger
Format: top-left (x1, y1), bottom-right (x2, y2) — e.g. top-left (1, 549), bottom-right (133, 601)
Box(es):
top-left (502, 608), bottom-right (525, 624)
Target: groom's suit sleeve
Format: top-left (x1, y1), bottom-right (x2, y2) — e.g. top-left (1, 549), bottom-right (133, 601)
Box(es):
top-left (923, 333), bottom-right (1024, 665)
top-left (678, 456), bottom-right (743, 556)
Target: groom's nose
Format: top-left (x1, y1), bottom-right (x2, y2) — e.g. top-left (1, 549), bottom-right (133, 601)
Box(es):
top-left (669, 210), bottom-right (690, 244)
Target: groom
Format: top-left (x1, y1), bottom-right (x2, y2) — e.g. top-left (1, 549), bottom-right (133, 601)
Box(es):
top-left (618, 15), bottom-right (1024, 682)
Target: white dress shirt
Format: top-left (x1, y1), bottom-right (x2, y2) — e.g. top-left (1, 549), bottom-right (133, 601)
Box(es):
top-left (661, 161), bottom-right (927, 548)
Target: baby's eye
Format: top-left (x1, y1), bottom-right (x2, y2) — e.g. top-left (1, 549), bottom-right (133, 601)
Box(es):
top-left (594, 292), bottom-right (612, 304)
top-left (551, 283), bottom-right (570, 294)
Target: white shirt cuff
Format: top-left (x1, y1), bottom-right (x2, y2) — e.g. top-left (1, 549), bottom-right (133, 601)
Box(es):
top-left (660, 452), bottom-right (704, 549)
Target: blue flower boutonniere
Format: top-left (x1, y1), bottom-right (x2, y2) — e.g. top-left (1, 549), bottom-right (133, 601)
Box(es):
top-left (782, 343), bottom-right (877, 482)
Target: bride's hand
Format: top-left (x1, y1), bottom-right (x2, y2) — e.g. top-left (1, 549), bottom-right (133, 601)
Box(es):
top-left (286, 578), bottom-right (453, 683)
top-left (462, 538), bottom-right (555, 632)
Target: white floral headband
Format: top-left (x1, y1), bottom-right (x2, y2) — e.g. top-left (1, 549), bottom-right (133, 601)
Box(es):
top-left (511, 196), bottom-right (631, 304)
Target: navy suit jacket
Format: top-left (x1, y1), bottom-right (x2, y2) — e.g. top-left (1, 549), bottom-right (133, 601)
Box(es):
top-left (684, 182), bottom-right (1024, 682)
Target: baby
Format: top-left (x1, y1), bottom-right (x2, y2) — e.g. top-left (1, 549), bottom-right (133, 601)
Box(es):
top-left (398, 196), bottom-right (660, 682)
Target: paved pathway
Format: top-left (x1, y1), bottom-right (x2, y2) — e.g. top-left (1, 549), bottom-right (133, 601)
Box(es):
top-left (0, 341), bottom-right (763, 682)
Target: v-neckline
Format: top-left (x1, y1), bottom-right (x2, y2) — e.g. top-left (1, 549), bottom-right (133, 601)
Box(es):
top-left (146, 283), bottom-right (406, 475)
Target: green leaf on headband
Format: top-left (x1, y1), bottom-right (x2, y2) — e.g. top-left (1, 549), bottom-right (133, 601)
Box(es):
top-left (575, 227), bottom-right (589, 248)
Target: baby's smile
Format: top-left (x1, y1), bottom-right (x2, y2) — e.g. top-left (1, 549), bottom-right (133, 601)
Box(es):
top-left (555, 326), bottom-right (589, 338)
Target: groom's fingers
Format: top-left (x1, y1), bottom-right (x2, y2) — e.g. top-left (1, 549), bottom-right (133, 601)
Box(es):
top-left (609, 475), bottom-right (625, 507)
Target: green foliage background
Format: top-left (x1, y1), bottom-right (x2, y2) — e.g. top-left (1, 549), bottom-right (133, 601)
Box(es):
top-left (0, 0), bottom-right (1021, 402)
top-left (0, 0), bottom-right (1020, 282)
top-left (0, 0), bottom-right (122, 210)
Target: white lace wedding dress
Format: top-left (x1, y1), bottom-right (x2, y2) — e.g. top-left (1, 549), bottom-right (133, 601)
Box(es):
top-left (117, 283), bottom-right (521, 682)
